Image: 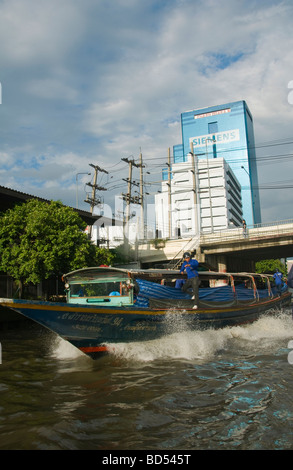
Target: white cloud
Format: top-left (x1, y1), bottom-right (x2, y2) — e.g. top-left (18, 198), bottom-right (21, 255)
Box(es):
top-left (27, 76), bottom-right (78, 102)
top-left (0, 0), bottom-right (293, 223)
top-left (0, 152), bottom-right (11, 166)
top-left (0, 0), bottom-right (85, 65)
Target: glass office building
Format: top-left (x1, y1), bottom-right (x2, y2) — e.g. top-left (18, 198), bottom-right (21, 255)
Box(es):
top-left (174, 100), bottom-right (261, 226)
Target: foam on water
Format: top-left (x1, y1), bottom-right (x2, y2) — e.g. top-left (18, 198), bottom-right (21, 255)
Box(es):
top-left (51, 336), bottom-right (84, 360)
top-left (50, 309), bottom-right (293, 363)
top-left (107, 310), bottom-right (293, 362)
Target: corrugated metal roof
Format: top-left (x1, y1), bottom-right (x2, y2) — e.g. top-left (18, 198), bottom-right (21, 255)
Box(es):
top-left (0, 185), bottom-right (99, 224)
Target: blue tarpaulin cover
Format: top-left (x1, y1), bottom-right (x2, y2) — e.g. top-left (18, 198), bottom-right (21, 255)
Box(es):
top-left (134, 278), bottom-right (273, 308)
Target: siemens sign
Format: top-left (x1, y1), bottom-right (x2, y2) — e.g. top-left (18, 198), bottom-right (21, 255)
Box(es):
top-left (190, 129), bottom-right (240, 148)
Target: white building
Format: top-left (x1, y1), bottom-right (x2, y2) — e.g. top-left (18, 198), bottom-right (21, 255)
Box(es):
top-left (98, 222), bottom-right (141, 248)
top-left (155, 155), bottom-right (243, 238)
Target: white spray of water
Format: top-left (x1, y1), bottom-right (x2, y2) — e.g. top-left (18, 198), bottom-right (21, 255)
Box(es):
top-left (107, 311), bottom-right (293, 362)
top-left (51, 336), bottom-right (84, 360)
top-left (50, 310), bottom-right (293, 363)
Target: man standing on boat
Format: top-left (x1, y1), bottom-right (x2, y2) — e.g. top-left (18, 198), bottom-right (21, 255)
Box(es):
top-left (273, 268), bottom-right (283, 296)
top-left (180, 252), bottom-right (199, 309)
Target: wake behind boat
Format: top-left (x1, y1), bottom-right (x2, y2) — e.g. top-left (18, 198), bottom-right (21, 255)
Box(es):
top-left (0, 266), bottom-right (291, 359)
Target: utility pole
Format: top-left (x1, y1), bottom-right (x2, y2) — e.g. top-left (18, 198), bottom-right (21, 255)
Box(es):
top-left (84, 164), bottom-right (108, 242)
top-left (167, 148), bottom-right (172, 239)
top-left (139, 152), bottom-right (145, 240)
top-left (121, 157), bottom-right (143, 240)
top-left (121, 157), bottom-right (136, 226)
top-left (84, 164), bottom-right (108, 214)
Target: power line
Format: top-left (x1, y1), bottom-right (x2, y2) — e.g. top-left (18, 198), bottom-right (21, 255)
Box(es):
top-left (87, 135), bottom-right (293, 214)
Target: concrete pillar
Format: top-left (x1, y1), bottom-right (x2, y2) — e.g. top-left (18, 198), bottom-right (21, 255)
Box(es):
top-left (216, 255), bottom-right (228, 285)
top-left (197, 251), bottom-right (206, 263)
top-left (217, 255), bottom-right (227, 273)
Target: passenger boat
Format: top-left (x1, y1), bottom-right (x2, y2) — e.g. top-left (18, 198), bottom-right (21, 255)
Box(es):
top-left (0, 266), bottom-right (291, 359)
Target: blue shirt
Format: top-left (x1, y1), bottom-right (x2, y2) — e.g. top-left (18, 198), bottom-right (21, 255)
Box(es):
top-left (273, 271), bottom-right (283, 285)
top-left (180, 259), bottom-right (199, 278)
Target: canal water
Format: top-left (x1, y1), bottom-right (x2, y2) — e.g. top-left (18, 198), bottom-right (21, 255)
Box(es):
top-left (1, 308), bottom-right (293, 451)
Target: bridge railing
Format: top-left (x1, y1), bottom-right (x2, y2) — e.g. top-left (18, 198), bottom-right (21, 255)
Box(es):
top-left (200, 219), bottom-right (293, 245)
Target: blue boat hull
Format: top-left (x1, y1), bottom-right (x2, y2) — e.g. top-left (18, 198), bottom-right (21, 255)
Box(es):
top-left (0, 291), bottom-right (291, 359)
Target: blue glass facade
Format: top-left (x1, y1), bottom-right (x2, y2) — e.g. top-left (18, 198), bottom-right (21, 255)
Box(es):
top-left (174, 100), bottom-right (261, 226)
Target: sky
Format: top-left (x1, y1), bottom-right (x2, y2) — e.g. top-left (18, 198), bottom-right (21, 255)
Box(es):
top-left (1, 0), bottom-right (293, 227)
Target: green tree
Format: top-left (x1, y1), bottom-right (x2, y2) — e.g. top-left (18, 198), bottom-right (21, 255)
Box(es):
top-left (255, 259), bottom-right (286, 276)
top-left (0, 199), bottom-right (113, 294)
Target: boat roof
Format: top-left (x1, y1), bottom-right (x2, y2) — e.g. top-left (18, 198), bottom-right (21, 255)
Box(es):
top-left (63, 266), bottom-right (184, 282)
top-left (63, 266), bottom-right (274, 283)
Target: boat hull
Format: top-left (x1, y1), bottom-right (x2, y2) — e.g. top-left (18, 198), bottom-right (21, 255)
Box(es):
top-left (0, 291), bottom-right (291, 359)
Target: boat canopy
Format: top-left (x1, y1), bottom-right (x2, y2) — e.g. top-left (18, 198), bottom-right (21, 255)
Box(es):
top-left (62, 266), bottom-right (284, 308)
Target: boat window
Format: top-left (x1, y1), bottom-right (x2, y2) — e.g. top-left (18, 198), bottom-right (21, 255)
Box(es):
top-left (70, 281), bottom-right (129, 297)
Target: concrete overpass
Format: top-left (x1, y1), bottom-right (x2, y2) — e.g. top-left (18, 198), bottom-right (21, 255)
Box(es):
top-left (137, 219), bottom-right (293, 272)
